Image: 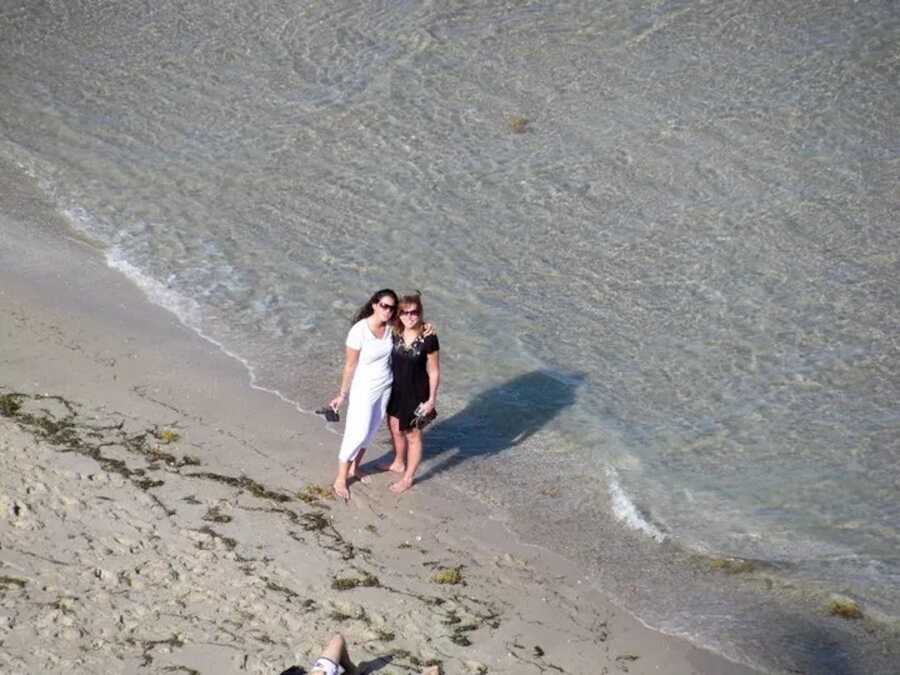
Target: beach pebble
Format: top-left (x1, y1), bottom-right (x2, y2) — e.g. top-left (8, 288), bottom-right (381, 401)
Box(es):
top-left (2, 496), bottom-right (41, 529)
top-left (59, 494), bottom-right (80, 509)
top-left (60, 627), bottom-right (80, 641)
top-left (25, 480), bottom-right (48, 495)
top-left (56, 598), bottom-right (76, 613)
top-left (93, 567), bottom-right (115, 584)
top-left (135, 559), bottom-right (168, 582)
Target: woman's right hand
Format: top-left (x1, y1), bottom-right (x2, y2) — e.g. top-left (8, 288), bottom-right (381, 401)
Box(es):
top-left (329, 393), bottom-right (346, 410)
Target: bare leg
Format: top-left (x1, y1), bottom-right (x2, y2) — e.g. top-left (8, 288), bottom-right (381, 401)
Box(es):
top-left (390, 428), bottom-right (422, 494)
top-left (378, 416), bottom-right (407, 473)
top-left (311, 633), bottom-right (356, 674)
top-left (347, 447), bottom-right (369, 483)
top-left (333, 461), bottom-right (351, 500)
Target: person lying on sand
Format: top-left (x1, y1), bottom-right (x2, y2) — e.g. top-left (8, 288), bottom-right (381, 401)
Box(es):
top-left (281, 633), bottom-right (440, 675)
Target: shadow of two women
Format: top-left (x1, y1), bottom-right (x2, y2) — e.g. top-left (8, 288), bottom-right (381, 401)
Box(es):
top-left (370, 369), bottom-right (584, 484)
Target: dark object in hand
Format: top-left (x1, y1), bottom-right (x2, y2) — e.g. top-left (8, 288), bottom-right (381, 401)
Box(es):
top-left (316, 406), bottom-right (340, 423)
top-left (412, 404), bottom-right (437, 430)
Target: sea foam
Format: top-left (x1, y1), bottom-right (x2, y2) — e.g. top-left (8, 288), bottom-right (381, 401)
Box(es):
top-left (606, 467), bottom-right (666, 543)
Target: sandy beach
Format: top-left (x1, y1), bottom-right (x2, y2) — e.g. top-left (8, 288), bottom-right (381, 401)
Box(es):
top-left (0, 177), bottom-right (762, 674)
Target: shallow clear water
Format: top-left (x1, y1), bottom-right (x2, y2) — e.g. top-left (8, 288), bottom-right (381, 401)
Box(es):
top-left (2, 1), bottom-right (899, 672)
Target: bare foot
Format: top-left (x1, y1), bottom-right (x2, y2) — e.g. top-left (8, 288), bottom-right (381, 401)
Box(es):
top-left (333, 481), bottom-right (350, 501)
top-left (389, 477), bottom-right (414, 494)
top-left (422, 666), bottom-right (441, 675)
top-left (376, 461), bottom-right (406, 474)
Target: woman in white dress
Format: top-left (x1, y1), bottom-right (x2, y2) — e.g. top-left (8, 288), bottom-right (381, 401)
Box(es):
top-left (329, 289), bottom-right (398, 500)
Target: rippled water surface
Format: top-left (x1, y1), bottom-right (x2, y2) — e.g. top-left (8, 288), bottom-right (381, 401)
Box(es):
top-left (2, 1), bottom-right (899, 672)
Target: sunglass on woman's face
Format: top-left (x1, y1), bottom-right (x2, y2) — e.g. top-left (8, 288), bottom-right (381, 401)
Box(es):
top-left (399, 309), bottom-right (420, 317)
top-left (377, 301), bottom-right (396, 313)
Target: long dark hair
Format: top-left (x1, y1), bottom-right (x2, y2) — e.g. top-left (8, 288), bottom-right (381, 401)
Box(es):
top-left (352, 288), bottom-right (398, 324)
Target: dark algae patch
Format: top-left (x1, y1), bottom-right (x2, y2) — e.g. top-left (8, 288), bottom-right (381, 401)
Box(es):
top-left (127, 634), bottom-right (185, 667)
top-left (152, 427), bottom-right (181, 445)
top-left (162, 667), bottom-right (200, 675)
top-left (332, 571), bottom-right (380, 590)
top-left (195, 526), bottom-right (238, 551)
top-left (1, 391), bottom-right (202, 489)
top-left (299, 511), bottom-right (329, 532)
top-left (297, 483), bottom-right (334, 504)
top-left (135, 478), bottom-right (165, 490)
top-left (0, 393), bottom-right (24, 417)
top-left (690, 553), bottom-right (772, 575)
top-left (0, 387), bottom-right (519, 673)
top-left (828, 596), bottom-right (863, 620)
top-left (706, 557), bottom-right (756, 574)
top-left (185, 472), bottom-right (293, 503)
top-left (203, 505), bottom-right (233, 523)
top-left (431, 566), bottom-right (464, 585)
top-left (507, 639), bottom-right (566, 673)
top-left (509, 115), bottom-right (529, 133)
top-left (0, 576), bottom-right (28, 591)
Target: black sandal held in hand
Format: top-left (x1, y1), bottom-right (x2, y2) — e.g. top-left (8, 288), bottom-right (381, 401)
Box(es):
top-left (412, 404), bottom-right (437, 430)
top-left (315, 406), bottom-right (340, 423)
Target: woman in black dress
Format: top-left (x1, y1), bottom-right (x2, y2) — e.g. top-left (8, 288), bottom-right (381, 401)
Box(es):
top-left (383, 292), bottom-right (440, 493)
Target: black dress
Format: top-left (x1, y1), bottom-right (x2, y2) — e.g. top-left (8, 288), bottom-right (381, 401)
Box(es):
top-left (387, 333), bottom-right (439, 430)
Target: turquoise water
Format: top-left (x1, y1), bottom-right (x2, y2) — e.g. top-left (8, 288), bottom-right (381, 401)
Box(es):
top-left (2, 1), bottom-right (899, 672)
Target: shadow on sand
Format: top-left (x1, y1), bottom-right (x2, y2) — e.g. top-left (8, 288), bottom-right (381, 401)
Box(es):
top-left (389, 369), bottom-right (585, 484)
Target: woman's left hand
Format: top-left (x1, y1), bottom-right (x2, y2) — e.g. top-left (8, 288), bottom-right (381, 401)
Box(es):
top-left (422, 322), bottom-right (436, 337)
top-left (418, 400), bottom-right (435, 415)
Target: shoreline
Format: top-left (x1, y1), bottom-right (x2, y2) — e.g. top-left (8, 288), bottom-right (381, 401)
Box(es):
top-left (1, 180), bottom-right (760, 673)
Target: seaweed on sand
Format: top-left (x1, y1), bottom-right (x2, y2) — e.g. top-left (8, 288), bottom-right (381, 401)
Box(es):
top-left (185, 471), bottom-right (293, 502)
top-left (299, 511), bottom-right (329, 532)
top-left (331, 571), bottom-right (380, 590)
top-left (297, 483), bottom-right (334, 504)
top-left (431, 566), bottom-right (464, 585)
top-left (0, 576), bottom-right (28, 591)
top-left (127, 634), bottom-right (185, 667)
top-left (0, 393), bottom-right (24, 417)
top-left (707, 557), bottom-right (756, 574)
top-left (153, 428), bottom-right (181, 445)
top-left (509, 115), bottom-right (529, 133)
top-left (828, 596), bottom-right (863, 620)
top-left (203, 505), bottom-right (233, 523)
top-left (195, 526), bottom-right (238, 551)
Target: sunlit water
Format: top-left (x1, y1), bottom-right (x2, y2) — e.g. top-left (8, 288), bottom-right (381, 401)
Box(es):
top-left (2, 1), bottom-right (899, 672)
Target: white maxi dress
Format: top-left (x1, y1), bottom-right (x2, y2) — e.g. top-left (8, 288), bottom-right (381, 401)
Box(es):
top-left (338, 319), bottom-right (393, 462)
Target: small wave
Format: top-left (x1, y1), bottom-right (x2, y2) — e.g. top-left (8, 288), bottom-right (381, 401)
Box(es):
top-left (105, 247), bottom-right (319, 414)
top-left (605, 467), bottom-right (667, 543)
top-left (61, 204), bottom-right (324, 425)
top-left (105, 246), bottom-right (204, 329)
